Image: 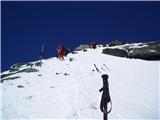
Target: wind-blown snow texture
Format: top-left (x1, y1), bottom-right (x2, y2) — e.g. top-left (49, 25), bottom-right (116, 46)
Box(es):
top-left (1, 46), bottom-right (160, 119)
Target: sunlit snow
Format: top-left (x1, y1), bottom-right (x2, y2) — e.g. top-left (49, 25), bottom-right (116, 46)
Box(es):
top-left (1, 46), bottom-right (159, 119)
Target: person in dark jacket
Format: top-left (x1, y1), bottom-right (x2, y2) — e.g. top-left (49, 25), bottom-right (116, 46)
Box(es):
top-left (90, 41), bottom-right (97, 49)
top-left (99, 74), bottom-right (111, 120)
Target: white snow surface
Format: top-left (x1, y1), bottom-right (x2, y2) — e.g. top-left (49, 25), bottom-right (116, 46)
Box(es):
top-left (1, 46), bottom-right (160, 119)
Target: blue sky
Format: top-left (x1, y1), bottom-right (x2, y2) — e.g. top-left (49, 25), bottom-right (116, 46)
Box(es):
top-left (1, 1), bottom-right (160, 72)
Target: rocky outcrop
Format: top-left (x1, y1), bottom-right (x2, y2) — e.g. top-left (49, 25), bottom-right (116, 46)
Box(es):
top-left (103, 48), bottom-right (129, 57)
top-left (75, 44), bottom-right (90, 51)
top-left (18, 68), bottom-right (39, 73)
top-left (1, 76), bottom-right (20, 83)
top-left (103, 41), bottom-right (160, 60)
top-left (1, 62), bottom-right (40, 80)
top-left (9, 63), bottom-right (27, 72)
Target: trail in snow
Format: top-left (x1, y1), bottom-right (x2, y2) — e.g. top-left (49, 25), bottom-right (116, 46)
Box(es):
top-left (1, 46), bottom-right (159, 119)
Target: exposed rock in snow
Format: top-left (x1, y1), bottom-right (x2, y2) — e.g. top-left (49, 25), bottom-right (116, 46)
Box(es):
top-left (103, 41), bottom-right (160, 60)
top-left (75, 44), bottom-right (90, 51)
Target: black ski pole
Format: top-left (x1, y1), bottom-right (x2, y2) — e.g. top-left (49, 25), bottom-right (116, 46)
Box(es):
top-left (103, 105), bottom-right (108, 120)
top-left (103, 64), bottom-right (111, 72)
top-left (94, 64), bottom-right (101, 73)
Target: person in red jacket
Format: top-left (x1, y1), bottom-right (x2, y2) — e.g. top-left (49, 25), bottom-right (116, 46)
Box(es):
top-left (57, 45), bottom-right (65, 60)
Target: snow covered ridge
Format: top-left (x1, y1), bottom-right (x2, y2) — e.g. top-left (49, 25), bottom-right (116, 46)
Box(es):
top-left (0, 42), bottom-right (159, 119)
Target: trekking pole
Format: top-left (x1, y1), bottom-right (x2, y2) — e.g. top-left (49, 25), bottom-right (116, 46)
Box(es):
top-left (94, 64), bottom-right (102, 73)
top-left (103, 110), bottom-right (108, 120)
top-left (103, 64), bottom-right (111, 72)
top-left (40, 44), bottom-right (44, 63)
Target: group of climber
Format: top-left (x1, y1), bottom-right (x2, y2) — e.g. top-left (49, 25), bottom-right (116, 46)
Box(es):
top-left (57, 40), bottom-right (97, 60)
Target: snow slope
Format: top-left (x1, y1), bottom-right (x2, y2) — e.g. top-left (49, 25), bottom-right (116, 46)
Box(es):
top-left (1, 46), bottom-right (159, 119)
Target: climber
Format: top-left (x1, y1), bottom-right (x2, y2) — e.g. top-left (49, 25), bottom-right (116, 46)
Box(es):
top-left (57, 45), bottom-right (65, 60)
top-left (90, 41), bottom-right (97, 49)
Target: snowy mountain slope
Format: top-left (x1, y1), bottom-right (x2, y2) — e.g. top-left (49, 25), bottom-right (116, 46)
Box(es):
top-left (1, 45), bottom-right (159, 119)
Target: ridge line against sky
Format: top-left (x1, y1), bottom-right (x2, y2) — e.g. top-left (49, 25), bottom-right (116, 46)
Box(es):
top-left (1, 1), bottom-right (160, 72)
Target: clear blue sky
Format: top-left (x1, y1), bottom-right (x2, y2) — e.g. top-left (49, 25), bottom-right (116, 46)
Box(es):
top-left (1, 1), bottom-right (160, 72)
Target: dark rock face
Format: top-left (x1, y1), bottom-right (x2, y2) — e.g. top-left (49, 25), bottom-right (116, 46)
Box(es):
top-left (1, 68), bottom-right (39, 81)
top-left (1, 62), bottom-right (39, 81)
top-left (9, 63), bottom-right (27, 72)
top-left (103, 48), bottom-right (128, 57)
top-left (35, 62), bottom-right (42, 67)
top-left (1, 73), bottom-right (15, 79)
top-left (1, 76), bottom-right (20, 83)
top-left (69, 58), bottom-right (74, 62)
top-left (102, 41), bottom-right (160, 60)
top-left (18, 68), bottom-right (39, 73)
top-left (83, 49), bottom-right (87, 52)
top-left (17, 85), bottom-right (24, 88)
top-left (129, 48), bottom-right (160, 60)
top-left (64, 73), bottom-right (70, 76)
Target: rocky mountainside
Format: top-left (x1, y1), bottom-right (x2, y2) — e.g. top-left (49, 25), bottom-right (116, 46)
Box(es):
top-left (1, 62), bottom-right (41, 83)
top-left (0, 44), bottom-right (159, 119)
top-left (75, 41), bottom-right (160, 60)
top-left (1, 41), bottom-right (159, 83)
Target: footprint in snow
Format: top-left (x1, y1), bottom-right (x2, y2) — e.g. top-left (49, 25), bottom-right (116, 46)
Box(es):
top-left (17, 85), bottom-right (24, 88)
top-left (71, 111), bottom-right (78, 118)
top-left (24, 96), bottom-right (33, 100)
top-left (89, 103), bottom-right (98, 110)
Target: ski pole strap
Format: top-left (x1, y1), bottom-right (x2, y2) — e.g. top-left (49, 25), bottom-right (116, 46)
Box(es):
top-left (107, 100), bottom-right (112, 113)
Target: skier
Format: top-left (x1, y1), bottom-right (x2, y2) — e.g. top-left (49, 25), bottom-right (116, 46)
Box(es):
top-left (99, 74), bottom-right (112, 120)
top-left (90, 41), bottom-right (97, 49)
